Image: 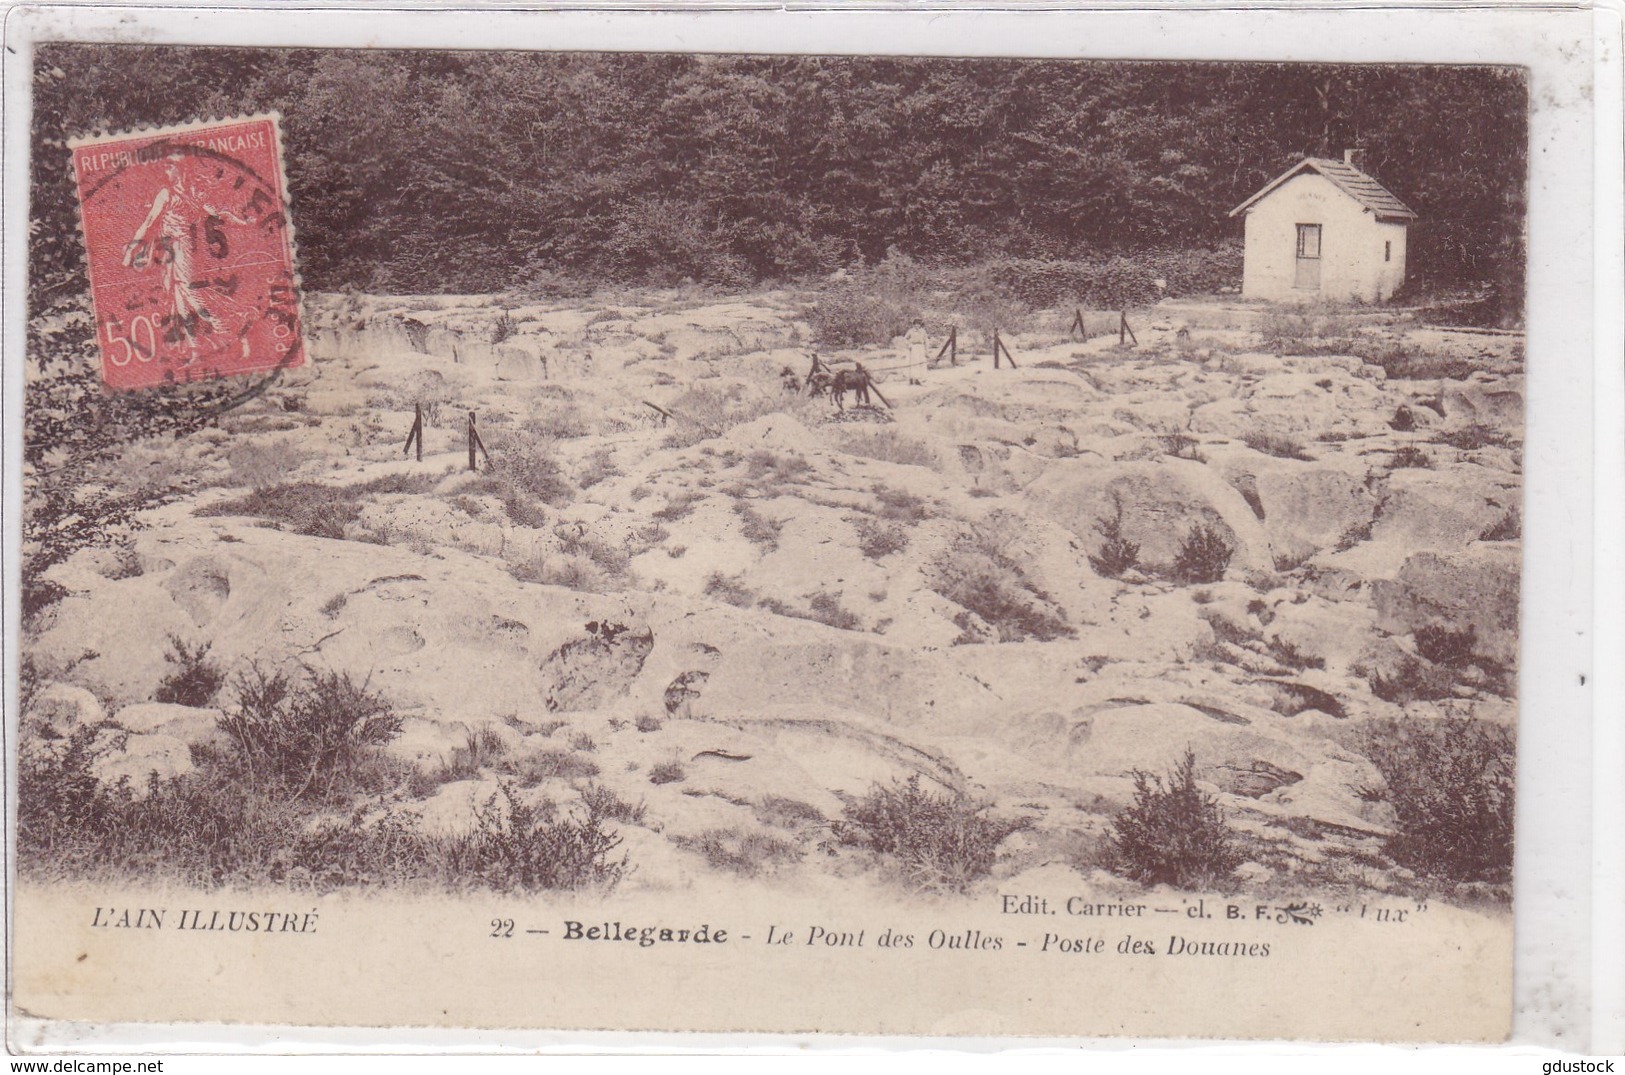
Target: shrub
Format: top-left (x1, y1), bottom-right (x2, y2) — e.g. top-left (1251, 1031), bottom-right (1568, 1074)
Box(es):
top-left (225, 439), bottom-right (307, 490)
top-left (1106, 749), bottom-right (1243, 889)
top-left (977, 249), bottom-right (1240, 309)
top-left (1389, 445), bottom-right (1433, 470)
top-left (575, 448), bottom-right (620, 489)
top-left (956, 280), bottom-right (1032, 343)
top-left (17, 726), bottom-right (131, 864)
top-left (835, 429), bottom-right (940, 469)
top-left (345, 472), bottom-right (442, 497)
top-left (804, 591), bottom-right (862, 632)
top-left (648, 760), bottom-right (686, 785)
top-left (1414, 623), bottom-right (1478, 668)
top-left (553, 525), bottom-right (631, 578)
top-left (522, 404), bottom-right (593, 441)
top-left (1367, 655), bottom-right (1456, 704)
top-left (217, 664), bottom-right (402, 802)
top-left (1356, 341), bottom-right (1475, 381)
top-left (1389, 406), bottom-right (1418, 432)
top-left (837, 775), bottom-right (1023, 892)
top-left (1356, 717), bottom-right (1514, 884)
top-left (651, 490), bottom-right (703, 521)
top-left (662, 381), bottom-right (822, 450)
top-left (929, 535), bottom-right (1072, 643)
top-left (745, 450), bottom-right (812, 488)
top-left (513, 749), bottom-right (601, 785)
top-left (434, 725), bottom-right (510, 783)
top-left (195, 482), bottom-right (361, 539)
top-left (1435, 425), bottom-right (1517, 451)
top-left (154, 635), bottom-right (225, 707)
top-left (679, 827), bottom-right (801, 876)
top-left (703, 572), bottom-right (756, 608)
top-left (854, 517), bottom-right (909, 560)
top-left (1158, 429), bottom-right (1202, 461)
top-left (733, 502), bottom-right (783, 548)
top-left (514, 554), bottom-right (606, 593)
top-left (1088, 506), bottom-right (1140, 579)
top-left (755, 795), bottom-right (826, 828)
top-left (490, 308), bottom-right (518, 345)
top-left (1169, 523), bottom-right (1233, 584)
top-left (1259, 309), bottom-right (1354, 355)
top-left (810, 284), bottom-right (920, 348)
top-left (872, 484), bottom-right (932, 523)
top-left (437, 783), bottom-right (626, 892)
top-left (1480, 508), bottom-right (1521, 541)
top-left (1335, 519), bottom-right (1375, 551)
top-left (1266, 636), bottom-right (1325, 671)
top-left (1241, 431), bottom-right (1313, 462)
top-left (489, 440), bottom-right (574, 520)
top-left (578, 783), bottom-right (647, 825)
top-left (635, 714), bottom-right (663, 734)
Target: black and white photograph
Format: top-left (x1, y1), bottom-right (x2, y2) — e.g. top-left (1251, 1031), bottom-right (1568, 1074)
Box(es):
top-left (5, 5), bottom-right (1606, 1049)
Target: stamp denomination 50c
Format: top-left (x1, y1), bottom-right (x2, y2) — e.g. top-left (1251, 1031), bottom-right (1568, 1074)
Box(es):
top-left (69, 114), bottom-right (303, 390)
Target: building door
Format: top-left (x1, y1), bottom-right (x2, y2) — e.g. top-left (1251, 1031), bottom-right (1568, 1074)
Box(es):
top-left (1295, 224), bottom-right (1322, 289)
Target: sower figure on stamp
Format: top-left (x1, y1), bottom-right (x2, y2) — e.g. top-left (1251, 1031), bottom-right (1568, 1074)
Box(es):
top-left (124, 154), bottom-right (254, 367)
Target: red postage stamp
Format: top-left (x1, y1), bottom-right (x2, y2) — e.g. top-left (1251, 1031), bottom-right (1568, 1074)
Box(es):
top-left (69, 114), bottom-right (303, 390)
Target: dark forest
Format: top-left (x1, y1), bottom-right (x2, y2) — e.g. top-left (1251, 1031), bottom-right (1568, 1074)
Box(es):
top-left (32, 47), bottom-right (1526, 307)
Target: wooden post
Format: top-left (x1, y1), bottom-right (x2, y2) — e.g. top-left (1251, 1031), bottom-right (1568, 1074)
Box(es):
top-left (933, 326), bottom-right (958, 368)
top-left (1070, 308), bottom-right (1087, 338)
top-left (403, 402), bottom-right (423, 461)
top-left (993, 329), bottom-right (1002, 370)
top-left (467, 411), bottom-right (491, 471)
top-left (998, 334), bottom-right (1018, 369)
top-left (1119, 311), bottom-right (1137, 347)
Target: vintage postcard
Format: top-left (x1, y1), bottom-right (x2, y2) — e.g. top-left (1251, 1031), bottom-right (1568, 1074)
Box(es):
top-left (5, 4), bottom-right (1603, 1051)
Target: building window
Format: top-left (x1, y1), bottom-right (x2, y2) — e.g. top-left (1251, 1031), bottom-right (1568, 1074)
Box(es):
top-left (1385, 240), bottom-right (1392, 262)
top-left (1296, 224), bottom-right (1322, 259)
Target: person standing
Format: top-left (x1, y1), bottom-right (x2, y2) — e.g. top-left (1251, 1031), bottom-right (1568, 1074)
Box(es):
top-left (906, 319), bottom-right (929, 380)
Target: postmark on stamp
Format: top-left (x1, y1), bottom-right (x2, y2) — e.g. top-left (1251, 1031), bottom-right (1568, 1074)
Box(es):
top-left (69, 114), bottom-right (303, 390)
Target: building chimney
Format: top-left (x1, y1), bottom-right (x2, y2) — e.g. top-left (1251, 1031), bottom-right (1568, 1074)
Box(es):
top-left (1344, 148), bottom-right (1368, 171)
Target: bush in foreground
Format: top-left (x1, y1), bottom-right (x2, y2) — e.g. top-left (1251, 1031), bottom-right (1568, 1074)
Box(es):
top-left (154, 635), bottom-right (226, 707)
top-left (218, 665), bottom-right (402, 802)
top-left (838, 775), bottom-right (1023, 892)
top-left (1356, 716), bottom-right (1513, 885)
top-left (1106, 749), bottom-right (1243, 890)
top-left (438, 783), bottom-right (627, 893)
top-left (1169, 522), bottom-right (1234, 584)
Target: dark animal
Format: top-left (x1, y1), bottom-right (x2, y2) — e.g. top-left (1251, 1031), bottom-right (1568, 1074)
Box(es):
top-left (830, 366), bottom-right (872, 410)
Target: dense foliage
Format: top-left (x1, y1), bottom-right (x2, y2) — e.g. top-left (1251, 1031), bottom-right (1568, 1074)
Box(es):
top-left (33, 48), bottom-right (1526, 301)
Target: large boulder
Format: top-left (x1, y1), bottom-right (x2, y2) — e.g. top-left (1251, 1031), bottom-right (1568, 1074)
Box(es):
top-left (91, 733), bottom-right (195, 796)
top-left (1371, 547), bottom-right (1521, 666)
top-left (1371, 467), bottom-right (1519, 552)
top-left (1208, 450), bottom-right (1379, 561)
top-left (494, 336), bottom-right (548, 381)
top-left (1191, 370), bottom-right (1391, 441)
top-left (1440, 373), bottom-right (1524, 434)
top-left (25, 683), bottom-right (105, 736)
top-left (1024, 458), bottom-right (1275, 575)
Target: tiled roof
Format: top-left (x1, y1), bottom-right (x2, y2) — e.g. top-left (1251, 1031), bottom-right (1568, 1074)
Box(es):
top-left (1229, 157), bottom-right (1418, 222)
